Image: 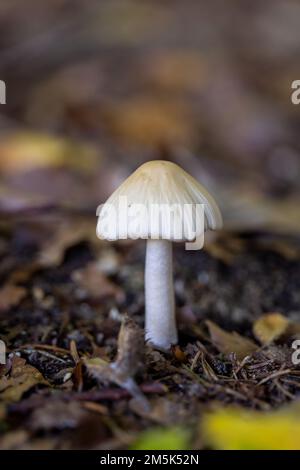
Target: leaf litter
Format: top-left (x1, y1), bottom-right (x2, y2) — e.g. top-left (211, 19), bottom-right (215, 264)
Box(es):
top-left (0, 212), bottom-right (299, 449)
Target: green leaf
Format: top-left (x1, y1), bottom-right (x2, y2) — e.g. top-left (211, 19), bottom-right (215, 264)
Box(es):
top-left (131, 426), bottom-right (190, 450)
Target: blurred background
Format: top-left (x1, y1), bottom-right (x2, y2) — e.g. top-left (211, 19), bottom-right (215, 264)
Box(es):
top-left (0, 0), bottom-right (300, 233)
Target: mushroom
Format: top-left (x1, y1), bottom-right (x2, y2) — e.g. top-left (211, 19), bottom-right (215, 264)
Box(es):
top-left (97, 160), bottom-right (222, 350)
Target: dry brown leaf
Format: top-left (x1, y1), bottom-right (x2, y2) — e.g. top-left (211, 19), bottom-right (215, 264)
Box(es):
top-left (204, 243), bottom-right (235, 264)
top-left (106, 97), bottom-right (193, 146)
top-left (38, 219), bottom-right (97, 267)
top-left (0, 356), bottom-right (48, 402)
top-left (284, 322), bottom-right (300, 339)
top-left (253, 313), bottom-right (290, 345)
top-left (72, 262), bottom-right (124, 303)
top-left (0, 284), bottom-right (26, 312)
top-left (84, 316), bottom-right (144, 383)
top-left (84, 316), bottom-right (147, 409)
top-left (206, 320), bottom-right (258, 360)
top-left (145, 50), bottom-right (208, 93)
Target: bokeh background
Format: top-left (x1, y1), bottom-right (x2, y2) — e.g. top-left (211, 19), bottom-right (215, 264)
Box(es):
top-left (0, 0), bottom-right (300, 233)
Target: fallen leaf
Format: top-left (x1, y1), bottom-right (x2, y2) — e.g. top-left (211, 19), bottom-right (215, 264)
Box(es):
top-left (204, 242), bottom-right (235, 264)
top-left (202, 403), bottom-right (300, 450)
top-left (115, 316), bottom-right (145, 377)
top-left (105, 97), bottom-right (193, 146)
top-left (206, 320), bottom-right (257, 360)
top-left (72, 262), bottom-right (124, 303)
top-left (171, 345), bottom-right (187, 363)
top-left (0, 131), bottom-right (98, 174)
top-left (38, 219), bottom-right (96, 267)
top-left (145, 50), bottom-right (208, 93)
top-left (285, 322), bottom-right (300, 339)
top-left (0, 284), bottom-right (26, 312)
top-left (84, 316), bottom-right (147, 408)
top-left (0, 356), bottom-right (48, 402)
top-left (253, 313), bottom-right (290, 345)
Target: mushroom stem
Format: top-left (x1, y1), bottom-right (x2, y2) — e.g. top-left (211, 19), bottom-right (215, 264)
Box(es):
top-left (145, 239), bottom-right (177, 350)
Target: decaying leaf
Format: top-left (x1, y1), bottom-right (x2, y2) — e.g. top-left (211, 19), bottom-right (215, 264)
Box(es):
top-left (72, 262), bottom-right (124, 303)
top-left (106, 97), bottom-right (193, 146)
top-left (285, 322), bottom-right (300, 339)
top-left (38, 219), bottom-right (97, 267)
top-left (114, 315), bottom-right (144, 376)
top-left (253, 313), bottom-right (290, 345)
top-left (0, 356), bottom-right (48, 402)
top-left (204, 242), bottom-right (235, 264)
top-left (206, 320), bottom-right (257, 360)
top-left (145, 50), bottom-right (208, 93)
top-left (84, 316), bottom-right (147, 408)
top-left (0, 131), bottom-right (98, 174)
top-left (0, 284), bottom-right (27, 312)
top-left (202, 403), bottom-right (300, 450)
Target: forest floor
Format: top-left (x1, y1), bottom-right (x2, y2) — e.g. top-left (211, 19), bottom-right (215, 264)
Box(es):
top-left (0, 212), bottom-right (300, 449)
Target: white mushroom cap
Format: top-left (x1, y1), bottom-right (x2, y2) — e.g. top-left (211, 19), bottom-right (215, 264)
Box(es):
top-left (97, 160), bottom-right (222, 241)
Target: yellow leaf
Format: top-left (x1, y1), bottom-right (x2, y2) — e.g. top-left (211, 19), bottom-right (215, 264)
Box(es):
top-left (253, 313), bottom-right (289, 345)
top-left (0, 132), bottom-right (98, 174)
top-left (202, 404), bottom-right (300, 450)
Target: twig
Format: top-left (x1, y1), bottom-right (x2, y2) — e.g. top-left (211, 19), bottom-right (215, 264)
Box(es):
top-left (257, 369), bottom-right (291, 386)
top-left (190, 350), bottom-right (201, 371)
top-left (274, 379), bottom-right (295, 400)
top-left (22, 348), bottom-right (67, 363)
top-left (14, 343), bottom-right (71, 355)
top-left (234, 355), bottom-right (251, 377)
